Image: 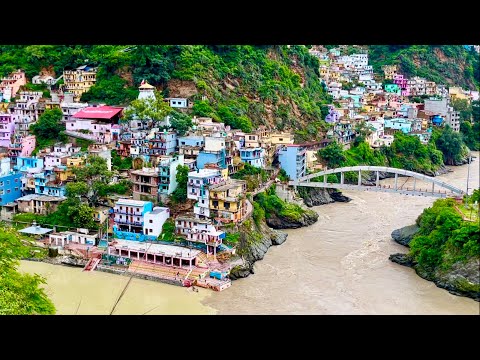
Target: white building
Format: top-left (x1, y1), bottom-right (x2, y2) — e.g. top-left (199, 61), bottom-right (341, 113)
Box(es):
top-left (143, 206), bottom-right (170, 237)
top-left (187, 168), bottom-right (223, 219)
top-left (49, 228), bottom-right (98, 247)
top-left (175, 214), bottom-right (225, 249)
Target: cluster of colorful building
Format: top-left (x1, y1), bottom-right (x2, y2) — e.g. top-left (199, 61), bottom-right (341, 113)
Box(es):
top-left (1, 46), bottom-right (477, 289)
top-left (310, 46), bottom-right (479, 149)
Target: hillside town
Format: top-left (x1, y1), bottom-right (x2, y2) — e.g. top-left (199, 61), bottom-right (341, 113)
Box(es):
top-left (0, 47), bottom-right (478, 292)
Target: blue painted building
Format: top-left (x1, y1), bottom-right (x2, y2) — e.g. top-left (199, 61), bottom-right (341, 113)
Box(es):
top-left (278, 145), bottom-right (306, 181)
top-left (0, 158), bottom-right (23, 206)
top-left (240, 148), bottom-right (265, 168)
top-left (384, 84), bottom-right (401, 95)
top-left (196, 148), bottom-right (227, 170)
top-left (177, 135), bottom-right (204, 148)
top-left (34, 169), bottom-right (66, 197)
top-left (384, 118), bottom-right (412, 134)
top-left (15, 156), bottom-right (44, 172)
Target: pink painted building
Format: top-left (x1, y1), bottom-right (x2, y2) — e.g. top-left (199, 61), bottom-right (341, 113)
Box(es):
top-left (393, 74), bottom-right (410, 96)
top-left (8, 135), bottom-right (36, 160)
top-left (0, 114), bottom-right (18, 148)
top-left (0, 70), bottom-right (26, 101)
top-left (65, 105), bottom-right (123, 144)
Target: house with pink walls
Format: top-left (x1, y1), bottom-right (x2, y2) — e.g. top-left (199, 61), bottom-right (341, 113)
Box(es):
top-left (0, 114), bottom-right (17, 148)
top-left (0, 70), bottom-right (26, 102)
top-left (8, 135), bottom-right (36, 160)
top-left (393, 74), bottom-right (410, 96)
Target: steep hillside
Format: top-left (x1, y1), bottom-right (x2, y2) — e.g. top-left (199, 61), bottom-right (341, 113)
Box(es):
top-left (367, 45), bottom-right (479, 90)
top-left (0, 45), bottom-right (332, 141)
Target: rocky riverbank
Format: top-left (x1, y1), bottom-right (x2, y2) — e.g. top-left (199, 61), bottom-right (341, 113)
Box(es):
top-left (228, 218), bottom-right (288, 280)
top-left (298, 187), bottom-right (351, 207)
top-left (389, 225), bottom-right (480, 301)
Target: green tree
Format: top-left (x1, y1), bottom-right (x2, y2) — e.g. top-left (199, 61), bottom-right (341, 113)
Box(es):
top-left (0, 228), bottom-right (55, 315)
top-left (123, 90), bottom-right (173, 129)
top-left (170, 164), bottom-right (189, 203)
top-left (30, 108), bottom-right (64, 141)
top-left (318, 141), bottom-right (346, 168)
top-left (451, 98), bottom-right (472, 122)
top-left (435, 125), bottom-right (468, 165)
top-left (67, 155), bottom-right (113, 206)
top-left (168, 110), bottom-right (193, 136)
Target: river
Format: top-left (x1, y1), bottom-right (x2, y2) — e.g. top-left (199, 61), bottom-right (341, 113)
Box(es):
top-left (19, 152), bottom-right (479, 315)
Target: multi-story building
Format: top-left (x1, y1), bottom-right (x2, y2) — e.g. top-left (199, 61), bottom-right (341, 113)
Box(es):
top-left (445, 108), bottom-right (460, 132)
top-left (177, 135), bottom-right (204, 159)
top-left (66, 105), bottom-right (123, 144)
top-left (149, 130), bottom-right (177, 156)
top-left (0, 114), bottom-right (17, 148)
top-left (16, 194), bottom-right (66, 214)
top-left (112, 199), bottom-right (169, 241)
top-left (62, 65), bottom-right (98, 101)
top-left (328, 120), bottom-right (356, 145)
top-left (175, 214), bottom-right (226, 254)
top-left (34, 168), bottom-right (66, 197)
top-left (0, 70), bottom-right (26, 101)
top-left (382, 65), bottom-right (398, 80)
top-left (196, 136), bottom-right (227, 170)
top-left (393, 74), bottom-right (410, 96)
top-left (240, 147), bottom-right (265, 168)
top-left (209, 179), bottom-right (247, 224)
top-left (187, 168), bottom-right (223, 219)
top-left (10, 92), bottom-right (43, 137)
top-left (158, 154), bottom-right (184, 197)
top-left (425, 81), bottom-right (437, 96)
top-left (384, 118), bottom-right (413, 134)
top-left (131, 167), bottom-right (159, 202)
top-left (278, 145), bottom-right (307, 181)
top-left (0, 158), bottom-right (22, 206)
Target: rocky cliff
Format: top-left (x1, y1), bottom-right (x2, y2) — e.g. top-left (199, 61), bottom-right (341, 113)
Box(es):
top-left (389, 225), bottom-right (480, 301)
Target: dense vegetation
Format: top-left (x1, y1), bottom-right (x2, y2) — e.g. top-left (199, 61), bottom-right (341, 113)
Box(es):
top-left (0, 45), bottom-right (332, 140)
top-left (0, 227), bottom-right (55, 314)
top-left (368, 45), bottom-right (480, 90)
top-left (253, 185), bottom-right (307, 224)
top-left (317, 133), bottom-right (444, 180)
top-left (453, 99), bottom-right (480, 151)
top-left (409, 199), bottom-right (479, 275)
top-left (231, 163), bottom-right (269, 191)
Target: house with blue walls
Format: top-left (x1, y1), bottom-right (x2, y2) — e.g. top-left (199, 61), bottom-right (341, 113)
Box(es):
top-left (34, 168), bottom-right (66, 197)
top-left (196, 137), bottom-right (227, 170)
top-left (384, 118), bottom-right (412, 134)
top-left (240, 147), bottom-right (265, 168)
top-left (0, 158), bottom-right (23, 206)
top-left (278, 145), bottom-right (307, 180)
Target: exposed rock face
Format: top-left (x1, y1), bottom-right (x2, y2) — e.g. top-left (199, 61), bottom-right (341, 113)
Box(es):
top-left (227, 221), bottom-right (289, 280)
top-left (389, 253), bottom-right (415, 267)
top-left (391, 224), bottom-right (420, 247)
top-left (300, 187), bottom-right (351, 207)
top-left (265, 210), bottom-right (319, 229)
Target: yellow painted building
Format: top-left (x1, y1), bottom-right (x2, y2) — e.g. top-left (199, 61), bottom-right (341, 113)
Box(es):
top-left (54, 167), bottom-right (75, 182)
top-left (382, 65), bottom-right (398, 80)
top-left (270, 133), bottom-right (294, 145)
top-left (66, 156), bottom-right (85, 168)
top-left (209, 179), bottom-right (247, 223)
top-left (449, 87), bottom-right (471, 102)
top-left (62, 66), bottom-right (98, 101)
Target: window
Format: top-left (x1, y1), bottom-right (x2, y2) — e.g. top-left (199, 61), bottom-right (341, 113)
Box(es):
top-left (149, 228), bottom-right (152, 233)
top-left (6, 180), bottom-right (10, 185)
top-left (7, 189), bottom-right (10, 194)
top-left (15, 187), bottom-right (19, 191)
top-left (0, 182), bottom-right (3, 186)
top-left (149, 219), bottom-right (153, 223)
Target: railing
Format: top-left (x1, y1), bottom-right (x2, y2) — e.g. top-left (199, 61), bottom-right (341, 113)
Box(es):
top-left (115, 219), bottom-right (143, 226)
top-left (113, 209), bottom-right (141, 216)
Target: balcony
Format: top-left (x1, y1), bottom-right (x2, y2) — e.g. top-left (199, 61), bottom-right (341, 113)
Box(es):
top-left (113, 208), bottom-right (141, 216)
top-left (115, 219), bottom-right (143, 226)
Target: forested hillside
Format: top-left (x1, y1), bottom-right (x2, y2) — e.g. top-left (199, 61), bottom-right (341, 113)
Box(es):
top-left (0, 45), bottom-right (332, 141)
top-left (367, 45), bottom-right (479, 90)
